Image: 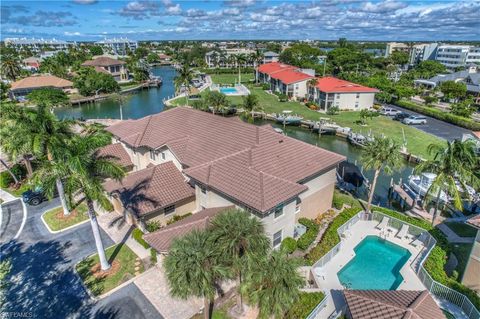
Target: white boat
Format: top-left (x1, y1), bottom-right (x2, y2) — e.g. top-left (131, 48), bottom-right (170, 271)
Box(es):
top-left (273, 127), bottom-right (284, 134)
top-left (347, 132), bottom-right (373, 147)
top-left (274, 110), bottom-right (303, 125)
top-left (407, 173), bottom-right (449, 202)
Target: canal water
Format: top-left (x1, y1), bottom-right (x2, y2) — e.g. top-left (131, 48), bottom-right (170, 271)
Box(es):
top-left (54, 66), bottom-right (176, 120)
top-left (54, 65), bottom-right (413, 207)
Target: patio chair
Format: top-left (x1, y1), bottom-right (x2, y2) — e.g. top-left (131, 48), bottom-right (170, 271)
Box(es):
top-left (375, 217), bottom-right (389, 231)
top-left (395, 224), bottom-right (409, 239)
top-left (411, 232), bottom-right (427, 248)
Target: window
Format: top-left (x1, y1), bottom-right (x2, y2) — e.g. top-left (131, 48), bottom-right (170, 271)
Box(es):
top-left (295, 198), bottom-right (301, 214)
top-left (161, 152), bottom-right (166, 160)
top-left (164, 205), bottom-right (175, 215)
top-left (273, 206), bottom-right (283, 219)
top-left (200, 186), bottom-right (207, 194)
top-left (355, 102), bottom-right (359, 108)
top-left (273, 230), bottom-right (282, 248)
top-left (356, 93), bottom-right (360, 99)
top-left (150, 151), bottom-right (156, 160)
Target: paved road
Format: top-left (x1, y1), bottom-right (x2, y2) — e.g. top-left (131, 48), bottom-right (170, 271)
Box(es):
top-left (387, 104), bottom-right (473, 141)
top-left (0, 199), bottom-right (162, 319)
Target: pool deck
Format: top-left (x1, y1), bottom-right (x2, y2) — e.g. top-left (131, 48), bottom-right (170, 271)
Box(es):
top-left (313, 220), bottom-right (426, 318)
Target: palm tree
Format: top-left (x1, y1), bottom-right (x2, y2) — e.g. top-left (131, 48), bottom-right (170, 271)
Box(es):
top-left (174, 64), bottom-right (193, 106)
top-left (362, 137), bottom-right (402, 212)
top-left (0, 54), bottom-right (22, 81)
top-left (111, 93), bottom-right (127, 120)
top-left (243, 250), bottom-right (303, 318)
top-left (164, 230), bottom-right (229, 319)
top-left (205, 91), bottom-right (229, 115)
top-left (57, 131), bottom-right (125, 270)
top-left (242, 93), bottom-right (262, 120)
top-left (235, 54), bottom-right (247, 84)
top-left (209, 209), bottom-right (269, 313)
top-left (415, 140), bottom-right (479, 225)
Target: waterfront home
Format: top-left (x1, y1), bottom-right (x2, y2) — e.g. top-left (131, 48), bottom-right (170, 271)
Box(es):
top-left (462, 214), bottom-right (480, 293)
top-left (343, 290), bottom-right (446, 319)
top-left (81, 56), bottom-right (129, 82)
top-left (158, 53), bottom-right (172, 64)
top-left (22, 57), bottom-right (41, 71)
top-left (262, 51), bottom-right (280, 64)
top-left (9, 75), bottom-right (75, 100)
top-left (256, 62), bottom-right (315, 100)
top-left (309, 77), bottom-right (379, 111)
top-left (103, 107), bottom-right (345, 245)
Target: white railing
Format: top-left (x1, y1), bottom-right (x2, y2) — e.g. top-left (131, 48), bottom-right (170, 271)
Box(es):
top-left (311, 209), bottom-right (480, 319)
top-left (305, 294), bottom-right (328, 319)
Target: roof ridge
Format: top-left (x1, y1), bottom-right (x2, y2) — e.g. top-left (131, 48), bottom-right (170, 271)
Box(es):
top-left (259, 172), bottom-right (265, 211)
top-left (137, 115), bottom-right (154, 146)
top-left (348, 291), bottom-right (412, 314)
top-left (409, 290), bottom-right (429, 311)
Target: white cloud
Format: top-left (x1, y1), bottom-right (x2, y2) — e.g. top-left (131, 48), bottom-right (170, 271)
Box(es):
top-left (361, 0), bottom-right (407, 13)
top-left (64, 31), bottom-right (82, 36)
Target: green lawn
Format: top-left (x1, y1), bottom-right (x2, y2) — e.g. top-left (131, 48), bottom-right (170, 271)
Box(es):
top-left (43, 203), bottom-right (88, 231)
top-left (208, 72), bottom-right (254, 85)
top-left (445, 222), bottom-right (478, 238)
top-left (452, 243), bottom-right (474, 278)
top-left (76, 244), bottom-right (143, 296)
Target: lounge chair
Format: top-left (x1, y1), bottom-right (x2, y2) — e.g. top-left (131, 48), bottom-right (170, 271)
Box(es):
top-left (376, 217), bottom-right (389, 231)
top-left (411, 232), bottom-right (427, 248)
top-left (395, 224), bottom-right (409, 239)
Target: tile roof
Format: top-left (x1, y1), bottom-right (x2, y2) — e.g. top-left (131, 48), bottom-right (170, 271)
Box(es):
top-left (315, 77), bottom-right (379, 93)
top-left (106, 107), bottom-right (345, 213)
top-left (257, 62), bottom-right (296, 75)
top-left (270, 69), bottom-right (315, 84)
top-left (96, 143), bottom-right (133, 169)
top-left (344, 290), bottom-right (446, 319)
top-left (467, 214), bottom-right (480, 229)
top-left (10, 75), bottom-right (73, 90)
top-left (82, 56), bottom-right (126, 67)
top-left (103, 162), bottom-right (194, 217)
top-left (144, 206), bottom-right (233, 253)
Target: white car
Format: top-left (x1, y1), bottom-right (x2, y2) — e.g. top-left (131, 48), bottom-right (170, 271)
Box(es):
top-left (379, 107), bottom-right (401, 116)
top-left (402, 115), bottom-right (427, 125)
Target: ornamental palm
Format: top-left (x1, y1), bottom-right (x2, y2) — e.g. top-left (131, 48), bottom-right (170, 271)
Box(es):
top-left (243, 250), bottom-right (303, 318)
top-left (164, 230), bottom-right (229, 319)
top-left (57, 132), bottom-right (125, 270)
top-left (0, 54), bottom-right (21, 81)
top-left (242, 93), bottom-right (262, 120)
top-left (174, 64), bottom-right (193, 106)
top-left (415, 140), bottom-right (479, 225)
top-left (209, 209), bottom-right (269, 313)
top-left (362, 137), bottom-right (402, 212)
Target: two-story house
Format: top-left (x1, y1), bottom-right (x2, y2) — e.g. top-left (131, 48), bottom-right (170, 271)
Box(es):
top-left (102, 107), bottom-right (344, 246)
top-left (81, 56), bottom-right (129, 82)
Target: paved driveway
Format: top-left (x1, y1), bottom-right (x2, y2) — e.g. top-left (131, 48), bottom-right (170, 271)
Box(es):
top-left (0, 199), bottom-right (163, 319)
top-left (387, 104), bottom-right (472, 141)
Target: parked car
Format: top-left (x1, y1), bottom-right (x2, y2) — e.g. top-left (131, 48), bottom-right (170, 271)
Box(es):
top-left (379, 107), bottom-right (401, 116)
top-left (22, 187), bottom-right (57, 206)
top-left (393, 112), bottom-right (411, 121)
top-left (402, 115), bottom-right (427, 125)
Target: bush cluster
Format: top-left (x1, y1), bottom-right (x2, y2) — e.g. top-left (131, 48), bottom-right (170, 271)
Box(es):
top-left (0, 164), bottom-right (27, 188)
top-left (132, 228), bottom-right (150, 249)
top-left (166, 212), bottom-right (192, 225)
top-left (305, 207), bottom-right (361, 264)
top-left (150, 248), bottom-right (157, 264)
top-left (285, 292), bottom-right (326, 319)
top-left (395, 100), bottom-right (480, 131)
top-left (297, 218), bottom-right (319, 251)
top-left (280, 237), bottom-right (297, 254)
top-left (261, 83), bottom-right (270, 90)
top-left (146, 220), bottom-right (161, 232)
top-left (332, 190), bottom-right (362, 210)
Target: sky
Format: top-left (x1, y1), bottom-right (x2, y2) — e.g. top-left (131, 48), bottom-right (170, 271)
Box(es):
top-left (1, 0), bottom-right (479, 41)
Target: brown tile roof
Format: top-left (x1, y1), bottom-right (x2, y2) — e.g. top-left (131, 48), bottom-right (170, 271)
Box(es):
top-left (344, 290), bottom-right (446, 319)
top-left (467, 214), bottom-right (480, 229)
top-left (144, 206), bottom-right (233, 253)
top-left (103, 162), bottom-right (194, 217)
top-left (10, 75), bottom-right (73, 90)
top-left (106, 107), bottom-right (345, 213)
top-left (82, 56), bottom-right (126, 67)
top-left (96, 143), bottom-right (133, 169)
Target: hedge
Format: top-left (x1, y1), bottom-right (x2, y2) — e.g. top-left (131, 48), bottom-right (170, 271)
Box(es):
top-left (166, 212), bottom-right (192, 225)
top-left (132, 228), bottom-right (150, 249)
top-left (150, 248), bottom-right (157, 264)
top-left (332, 190), bottom-right (362, 210)
top-left (280, 237), bottom-right (297, 254)
top-left (297, 218), bottom-right (319, 251)
top-left (285, 292), bottom-right (326, 319)
top-left (395, 100), bottom-right (480, 131)
top-left (305, 207), bottom-right (361, 264)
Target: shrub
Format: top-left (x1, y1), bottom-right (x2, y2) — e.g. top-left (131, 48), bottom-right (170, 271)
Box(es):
top-left (150, 248), bottom-right (157, 264)
top-left (285, 292), bottom-right (325, 319)
top-left (261, 83), bottom-right (270, 90)
top-left (281, 237), bottom-right (297, 254)
top-left (306, 207), bottom-right (361, 264)
top-left (0, 171), bottom-right (14, 188)
top-left (166, 212), bottom-right (192, 225)
top-left (0, 164), bottom-right (26, 188)
top-left (132, 228), bottom-right (150, 249)
top-left (277, 93), bottom-right (288, 102)
top-left (332, 190), bottom-right (362, 210)
top-left (326, 106), bottom-right (339, 115)
top-left (297, 218), bottom-right (319, 251)
top-left (395, 100), bottom-right (480, 131)
top-left (146, 220), bottom-right (161, 232)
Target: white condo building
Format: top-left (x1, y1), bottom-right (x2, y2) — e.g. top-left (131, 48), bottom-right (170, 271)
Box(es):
top-left (435, 45), bottom-right (480, 69)
top-left (95, 38), bottom-right (138, 56)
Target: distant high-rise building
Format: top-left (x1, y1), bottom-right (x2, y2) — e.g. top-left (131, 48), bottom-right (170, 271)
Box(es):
top-left (435, 44), bottom-right (480, 69)
top-left (5, 37), bottom-right (73, 53)
top-left (95, 38), bottom-right (138, 56)
top-left (409, 43), bottom-right (438, 65)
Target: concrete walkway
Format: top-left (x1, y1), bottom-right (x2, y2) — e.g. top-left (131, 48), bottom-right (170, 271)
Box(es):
top-left (0, 188), bottom-right (17, 202)
top-left (437, 223), bottom-right (475, 244)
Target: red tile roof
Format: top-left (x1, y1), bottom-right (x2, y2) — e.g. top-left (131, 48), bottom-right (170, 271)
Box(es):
top-left (315, 77), bottom-right (379, 93)
top-left (106, 107), bottom-right (345, 213)
top-left (96, 143), bottom-right (133, 169)
top-left (82, 56), bottom-right (126, 67)
top-left (10, 75), bottom-right (73, 90)
top-left (270, 69), bottom-right (314, 84)
top-left (103, 162), bottom-right (194, 217)
top-left (344, 290), bottom-right (446, 319)
top-left (144, 206), bottom-right (233, 253)
top-left (467, 214), bottom-right (480, 229)
top-left (257, 62), bottom-right (296, 75)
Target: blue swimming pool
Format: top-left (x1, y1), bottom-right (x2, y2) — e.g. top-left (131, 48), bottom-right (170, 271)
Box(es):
top-left (337, 235), bottom-right (411, 290)
top-left (219, 87), bottom-right (238, 94)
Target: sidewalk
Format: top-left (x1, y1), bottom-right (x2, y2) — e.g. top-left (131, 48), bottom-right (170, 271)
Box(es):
top-left (0, 188), bottom-right (17, 202)
top-left (437, 223), bottom-right (475, 244)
